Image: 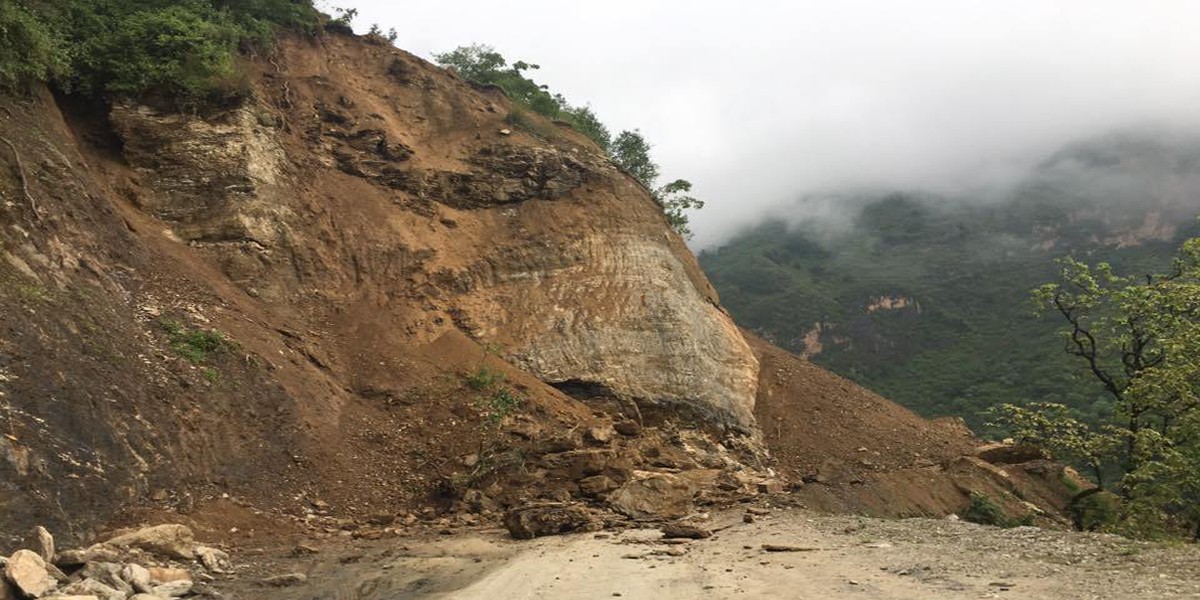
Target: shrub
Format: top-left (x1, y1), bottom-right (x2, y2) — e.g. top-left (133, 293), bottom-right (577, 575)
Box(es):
top-left (478, 387), bottom-right (522, 428)
top-left (963, 493), bottom-right (1008, 527)
top-left (465, 365), bottom-right (505, 391)
top-left (159, 318), bottom-right (226, 364)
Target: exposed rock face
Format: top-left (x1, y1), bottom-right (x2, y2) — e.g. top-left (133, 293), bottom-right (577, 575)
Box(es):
top-left (491, 231), bottom-right (759, 430)
top-left (109, 102), bottom-right (289, 244)
top-left (104, 45), bottom-right (760, 431)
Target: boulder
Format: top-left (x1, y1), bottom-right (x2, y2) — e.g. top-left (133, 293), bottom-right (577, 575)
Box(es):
top-left (609, 471), bottom-right (694, 519)
top-left (104, 525), bottom-right (195, 560)
top-left (54, 546), bottom-right (122, 568)
top-left (5, 550), bottom-right (54, 598)
top-left (34, 527), bottom-right (54, 563)
top-left (503, 504), bottom-right (598, 539)
top-left (584, 426), bottom-right (615, 445)
top-left (577, 475), bottom-right (618, 497)
top-left (150, 580), bottom-right (192, 597)
top-left (59, 578), bottom-right (123, 600)
top-left (613, 421), bottom-right (642, 437)
top-left (62, 564), bottom-right (127, 597)
top-left (120, 564), bottom-right (152, 593)
top-left (193, 546), bottom-right (231, 573)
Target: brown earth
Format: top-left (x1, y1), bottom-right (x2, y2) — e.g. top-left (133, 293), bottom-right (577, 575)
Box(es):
top-left (0, 26), bottom-right (1080, 559)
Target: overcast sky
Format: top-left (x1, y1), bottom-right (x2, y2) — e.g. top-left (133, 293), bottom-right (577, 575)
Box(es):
top-left (337, 1), bottom-right (1200, 248)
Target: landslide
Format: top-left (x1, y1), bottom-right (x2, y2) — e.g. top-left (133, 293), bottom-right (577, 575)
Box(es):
top-left (0, 29), bottom-right (1077, 548)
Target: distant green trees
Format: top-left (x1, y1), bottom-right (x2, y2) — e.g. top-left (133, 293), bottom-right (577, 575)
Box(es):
top-left (0, 0), bottom-right (323, 105)
top-left (434, 44), bottom-right (704, 238)
top-left (992, 239), bottom-right (1200, 539)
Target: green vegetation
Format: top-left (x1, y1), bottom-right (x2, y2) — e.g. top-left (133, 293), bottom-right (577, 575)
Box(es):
top-left (992, 241), bottom-right (1200, 539)
top-left (465, 364), bottom-right (505, 391)
top-left (0, 0), bottom-right (324, 105)
top-left (963, 493), bottom-right (1008, 527)
top-left (434, 44), bottom-right (704, 238)
top-left (700, 192), bottom-right (1193, 431)
top-left (464, 344), bottom-right (523, 428)
top-left (159, 318), bottom-right (226, 365)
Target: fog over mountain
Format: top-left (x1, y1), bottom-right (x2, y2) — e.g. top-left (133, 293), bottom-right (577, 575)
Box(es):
top-left (344, 1), bottom-right (1200, 247)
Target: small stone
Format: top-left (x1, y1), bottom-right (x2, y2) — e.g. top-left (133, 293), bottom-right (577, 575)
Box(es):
top-left (5, 550), bottom-right (53, 598)
top-left (743, 514), bottom-right (755, 524)
top-left (498, 129), bottom-right (512, 136)
top-left (659, 524), bottom-right (711, 540)
top-left (761, 544), bottom-right (820, 553)
top-left (756, 481), bottom-right (783, 494)
top-left (261, 573), bottom-right (307, 587)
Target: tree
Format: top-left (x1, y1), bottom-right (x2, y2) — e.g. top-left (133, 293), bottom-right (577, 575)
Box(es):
top-left (435, 46), bottom-right (706, 239)
top-left (610, 129), bottom-right (660, 185)
top-left (992, 238), bottom-right (1200, 538)
top-left (655, 178), bottom-right (705, 240)
top-left (610, 130), bottom-right (704, 239)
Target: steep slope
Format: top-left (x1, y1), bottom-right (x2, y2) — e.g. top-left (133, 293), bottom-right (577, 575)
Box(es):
top-left (0, 30), bottom-right (1076, 549)
top-left (0, 32), bottom-right (761, 542)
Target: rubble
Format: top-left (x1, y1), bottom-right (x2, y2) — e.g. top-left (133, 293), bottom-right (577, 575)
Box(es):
top-left (1, 526), bottom-right (231, 600)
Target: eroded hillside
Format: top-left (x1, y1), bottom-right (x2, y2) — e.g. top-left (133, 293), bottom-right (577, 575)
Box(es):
top-left (0, 31), bottom-right (1078, 552)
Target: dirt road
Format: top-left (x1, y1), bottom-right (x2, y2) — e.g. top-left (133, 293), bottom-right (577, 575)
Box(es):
top-left (232, 509), bottom-right (1200, 599)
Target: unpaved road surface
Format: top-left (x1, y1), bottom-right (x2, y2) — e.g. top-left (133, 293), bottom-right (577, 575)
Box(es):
top-left (233, 509), bottom-right (1200, 599)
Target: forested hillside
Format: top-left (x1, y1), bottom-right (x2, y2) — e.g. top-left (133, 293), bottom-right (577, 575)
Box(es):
top-left (701, 132), bottom-right (1200, 429)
